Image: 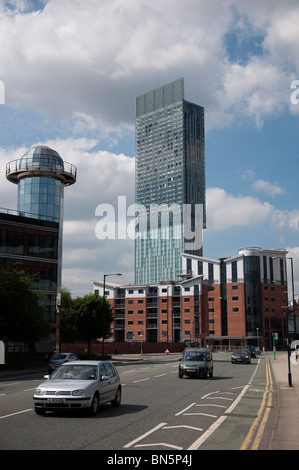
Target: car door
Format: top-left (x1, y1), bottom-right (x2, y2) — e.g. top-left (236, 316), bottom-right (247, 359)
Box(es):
top-left (98, 363), bottom-right (112, 403)
top-left (104, 363), bottom-right (118, 399)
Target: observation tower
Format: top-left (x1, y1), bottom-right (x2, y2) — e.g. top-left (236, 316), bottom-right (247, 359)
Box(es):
top-left (6, 145), bottom-right (77, 291)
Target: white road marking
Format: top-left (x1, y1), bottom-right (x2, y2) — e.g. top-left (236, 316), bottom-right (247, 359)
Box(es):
top-left (0, 409), bottom-right (33, 420)
top-left (124, 422), bottom-right (167, 448)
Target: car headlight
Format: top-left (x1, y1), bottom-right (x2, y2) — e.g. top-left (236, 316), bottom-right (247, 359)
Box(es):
top-left (71, 389), bottom-right (85, 397)
top-left (35, 388), bottom-right (46, 396)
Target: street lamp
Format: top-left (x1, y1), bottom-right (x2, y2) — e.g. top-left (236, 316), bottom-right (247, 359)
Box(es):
top-left (272, 256), bottom-right (292, 386)
top-left (102, 273), bottom-right (122, 359)
top-left (287, 257), bottom-right (296, 340)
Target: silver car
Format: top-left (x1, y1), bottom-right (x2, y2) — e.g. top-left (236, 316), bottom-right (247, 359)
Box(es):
top-left (47, 352), bottom-right (79, 374)
top-left (34, 361), bottom-right (121, 416)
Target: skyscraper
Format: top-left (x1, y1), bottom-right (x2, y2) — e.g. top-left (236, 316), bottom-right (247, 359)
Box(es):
top-left (135, 78), bottom-right (205, 284)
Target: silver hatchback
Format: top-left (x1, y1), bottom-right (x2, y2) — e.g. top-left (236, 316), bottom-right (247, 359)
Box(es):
top-left (34, 361), bottom-right (121, 415)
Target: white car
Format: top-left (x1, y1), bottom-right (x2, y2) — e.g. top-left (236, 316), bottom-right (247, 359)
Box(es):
top-left (34, 361), bottom-right (121, 415)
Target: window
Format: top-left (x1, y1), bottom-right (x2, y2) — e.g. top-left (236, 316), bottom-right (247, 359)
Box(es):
top-left (105, 363), bottom-right (116, 378)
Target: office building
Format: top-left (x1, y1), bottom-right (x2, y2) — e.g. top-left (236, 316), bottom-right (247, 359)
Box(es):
top-left (5, 145), bottom-right (77, 350)
top-left (0, 209), bottom-right (59, 349)
top-left (6, 145), bottom-right (76, 293)
top-left (135, 78), bottom-right (205, 284)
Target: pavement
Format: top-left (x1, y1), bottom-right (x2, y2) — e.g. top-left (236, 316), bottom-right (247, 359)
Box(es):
top-left (266, 350), bottom-right (299, 450)
top-left (1, 351), bottom-right (299, 450)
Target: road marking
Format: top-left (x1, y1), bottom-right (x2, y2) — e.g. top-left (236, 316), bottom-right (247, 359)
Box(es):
top-left (0, 382), bottom-right (20, 387)
top-left (163, 424), bottom-right (203, 431)
top-left (188, 415), bottom-right (227, 450)
top-left (135, 442), bottom-right (183, 450)
top-left (196, 404), bottom-right (226, 409)
top-left (208, 396), bottom-right (234, 401)
top-left (154, 373), bottom-right (167, 378)
top-left (240, 357), bottom-right (273, 450)
top-left (184, 412), bottom-right (217, 418)
top-left (133, 378), bottom-right (149, 383)
top-left (175, 403), bottom-right (196, 416)
top-left (0, 409), bottom-right (33, 420)
top-left (124, 422), bottom-right (167, 448)
top-left (188, 360), bottom-right (261, 450)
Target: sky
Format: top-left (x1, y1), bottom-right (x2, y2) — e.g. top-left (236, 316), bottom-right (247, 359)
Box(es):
top-left (0, 0), bottom-right (298, 299)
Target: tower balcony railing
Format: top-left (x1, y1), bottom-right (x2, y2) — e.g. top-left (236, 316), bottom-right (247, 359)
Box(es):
top-left (6, 159), bottom-right (77, 186)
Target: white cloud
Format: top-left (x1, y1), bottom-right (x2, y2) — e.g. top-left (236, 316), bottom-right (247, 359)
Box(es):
top-left (0, 0), bottom-right (298, 133)
top-left (206, 187), bottom-right (274, 231)
top-left (206, 187), bottom-right (299, 234)
top-left (241, 170), bottom-right (285, 197)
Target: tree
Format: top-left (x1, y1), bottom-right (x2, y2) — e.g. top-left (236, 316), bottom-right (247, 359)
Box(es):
top-left (59, 291), bottom-right (114, 352)
top-left (0, 270), bottom-right (51, 347)
top-left (60, 287), bottom-right (78, 343)
top-left (73, 294), bottom-right (114, 352)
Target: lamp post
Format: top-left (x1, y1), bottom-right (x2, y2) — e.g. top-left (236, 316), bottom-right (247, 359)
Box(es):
top-left (102, 273), bottom-right (122, 359)
top-left (272, 256), bottom-right (292, 386)
top-left (288, 257), bottom-right (296, 340)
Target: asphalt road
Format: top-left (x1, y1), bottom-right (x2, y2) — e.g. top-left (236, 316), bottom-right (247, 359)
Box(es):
top-left (0, 353), bottom-right (271, 451)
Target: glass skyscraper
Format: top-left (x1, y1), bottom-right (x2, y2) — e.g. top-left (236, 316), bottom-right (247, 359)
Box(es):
top-left (135, 78), bottom-right (206, 284)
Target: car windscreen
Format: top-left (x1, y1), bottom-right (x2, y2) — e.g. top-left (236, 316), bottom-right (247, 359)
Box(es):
top-left (50, 365), bottom-right (97, 380)
top-left (183, 352), bottom-right (205, 361)
top-left (51, 353), bottom-right (67, 360)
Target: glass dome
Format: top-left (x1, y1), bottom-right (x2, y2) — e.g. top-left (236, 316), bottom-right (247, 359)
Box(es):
top-left (18, 146), bottom-right (64, 171)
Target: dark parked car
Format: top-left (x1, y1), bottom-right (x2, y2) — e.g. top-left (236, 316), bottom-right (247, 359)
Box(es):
top-left (34, 361), bottom-right (121, 415)
top-left (48, 352), bottom-right (79, 374)
top-left (245, 346), bottom-right (256, 358)
top-left (179, 348), bottom-right (214, 379)
top-left (231, 349), bottom-right (251, 364)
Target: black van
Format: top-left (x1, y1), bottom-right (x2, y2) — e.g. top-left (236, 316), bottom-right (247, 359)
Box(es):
top-left (179, 348), bottom-right (214, 379)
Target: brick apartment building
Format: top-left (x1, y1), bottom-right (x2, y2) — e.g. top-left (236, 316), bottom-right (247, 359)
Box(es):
top-left (93, 247), bottom-right (291, 351)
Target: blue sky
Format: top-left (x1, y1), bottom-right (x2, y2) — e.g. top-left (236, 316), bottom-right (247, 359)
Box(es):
top-left (0, 0), bottom-right (298, 297)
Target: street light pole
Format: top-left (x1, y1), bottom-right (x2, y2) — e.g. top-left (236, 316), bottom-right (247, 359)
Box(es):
top-left (288, 257), bottom-right (296, 340)
top-left (102, 273), bottom-right (122, 360)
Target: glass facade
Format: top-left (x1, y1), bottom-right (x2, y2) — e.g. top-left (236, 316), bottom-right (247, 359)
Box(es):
top-left (18, 177), bottom-right (64, 222)
top-left (135, 79), bottom-right (205, 284)
top-left (0, 211), bottom-right (59, 322)
top-left (6, 145), bottom-right (76, 304)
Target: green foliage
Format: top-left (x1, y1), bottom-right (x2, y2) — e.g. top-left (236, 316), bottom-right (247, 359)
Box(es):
top-left (0, 270), bottom-right (51, 344)
top-left (60, 289), bottom-right (114, 352)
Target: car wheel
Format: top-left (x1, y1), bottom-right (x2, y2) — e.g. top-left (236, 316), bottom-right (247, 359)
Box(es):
top-left (111, 387), bottom-right (121, 408)
top-left (35, 407), bottom-right (46, 416)
top-left (209, 368), bottom-right (213, 378)
top-left (89, 393), bottom-right (99, 416)
top-left (179, 372), bottom-right (183, 378)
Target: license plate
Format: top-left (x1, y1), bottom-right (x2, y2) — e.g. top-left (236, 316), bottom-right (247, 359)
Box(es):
top-left (47, 398), bottom-right (66, 403)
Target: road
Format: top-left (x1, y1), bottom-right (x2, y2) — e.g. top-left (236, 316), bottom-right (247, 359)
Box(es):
top-left (0, 353), bottom-right (273, 451)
